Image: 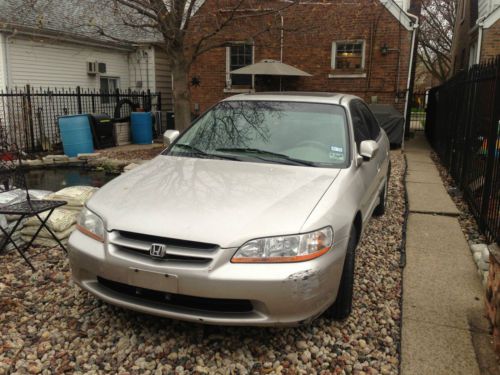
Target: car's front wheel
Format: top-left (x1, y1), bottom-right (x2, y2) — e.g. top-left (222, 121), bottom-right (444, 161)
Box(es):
top-left (325, 225), bottom-right (357, 320)
top-left (373, 181), bottom-right (388, 217)
top-left (373, 163), bottom-right (391, 217)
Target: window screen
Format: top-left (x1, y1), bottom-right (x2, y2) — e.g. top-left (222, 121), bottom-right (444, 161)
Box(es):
top-left (229, 44), bottom-right (253, 86)
top-left (334, 41), bottom-right (364, 69)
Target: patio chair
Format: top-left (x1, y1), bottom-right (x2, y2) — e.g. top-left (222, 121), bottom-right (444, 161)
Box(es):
top-left (0, 141), bottom-right (68, 271)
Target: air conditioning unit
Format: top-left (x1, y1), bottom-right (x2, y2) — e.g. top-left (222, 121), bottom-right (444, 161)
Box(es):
top-left (98, 62), bottom-right (107, 74)
top-left (87, 61), bottom-right (98, 75)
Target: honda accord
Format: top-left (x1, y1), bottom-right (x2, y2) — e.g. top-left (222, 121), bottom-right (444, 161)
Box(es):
top-left (68, 92), bottom-right (390, 326)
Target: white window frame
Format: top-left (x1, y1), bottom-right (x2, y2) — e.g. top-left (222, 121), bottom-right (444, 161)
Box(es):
top-left (100, 76), bottom-right (120, 92)
top-left (224, 42), bottom-right (255, 93)
top-left (330, 40), bottom-right (367, 79)
top-left (100, 76), bottom-right (120, 104)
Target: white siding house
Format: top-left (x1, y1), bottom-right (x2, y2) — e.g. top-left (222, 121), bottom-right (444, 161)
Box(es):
top-left (0, 35), bottom-right (157, 92)
top-left (0, 34), bottom-right (8, 91)
top-left (479, 0), bottom-right (500, 19)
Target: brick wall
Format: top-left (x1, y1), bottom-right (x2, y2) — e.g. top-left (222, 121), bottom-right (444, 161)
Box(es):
top-left (187, 0), bottom-right (415, 115)
top-left (451, 0), bottom-right (475, 74)
top-left (481, 18), bottom-right (500, 62)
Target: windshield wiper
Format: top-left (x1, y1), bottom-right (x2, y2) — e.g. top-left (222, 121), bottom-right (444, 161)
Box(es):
top-left (215, 147), bottom-right (316, 166)
top-left (172, 144), bottom-right (241, 161)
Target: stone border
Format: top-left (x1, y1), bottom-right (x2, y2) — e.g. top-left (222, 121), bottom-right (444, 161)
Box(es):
top-left (470, 243), bottom-right (491, 287)
top-left (22, 153), bottom-right (146, 175)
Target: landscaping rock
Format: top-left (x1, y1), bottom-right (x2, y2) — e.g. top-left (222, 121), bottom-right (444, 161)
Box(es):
top-left (482, 247), bottom-right (490, 263)
top-left (478, 260), bottom-right (490, 272)
top-left (77, 153), bottom-right (101, 160)
top-left (471, 243), bottom-right (488, 254)
top-left (0, 152), bottom-right (406, 373)
top-left (123, 163), bottom-right (140, 172)
top-left (24, 159), bottom-right (43, 167)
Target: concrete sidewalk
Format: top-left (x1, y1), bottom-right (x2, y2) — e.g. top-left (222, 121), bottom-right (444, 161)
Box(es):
top-left (401, 134), bottom-right (496, 375)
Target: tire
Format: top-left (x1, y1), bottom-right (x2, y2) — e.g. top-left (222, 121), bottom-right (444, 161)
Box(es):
top-left (373, 162), bottom-right (391, 217)
top-left (326, 225), bottom-right (358, 320)
top-left (373, 181), bottom-right (387, 216)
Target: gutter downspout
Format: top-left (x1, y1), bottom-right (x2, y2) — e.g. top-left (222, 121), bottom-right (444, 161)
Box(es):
top-left (280, 13), bottom-right (284, 63)
top-left (403, 11), bottom-right (419, 150)
top-left (279, 13), bottom-right (284, 91)
top-left (1, 32), bottom-right (13, 89)
top-left (476, 16), bottom-right (486, 64)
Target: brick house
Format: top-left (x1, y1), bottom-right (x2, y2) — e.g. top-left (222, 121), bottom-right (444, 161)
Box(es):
top-left (451, 0), bottom-right (500, 74)
top-left (187, 0), bottom-right (421, 118)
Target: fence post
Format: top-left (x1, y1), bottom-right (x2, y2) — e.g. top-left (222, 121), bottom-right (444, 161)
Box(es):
top-left (157, 92), bottom-right (162, 111)
top-left (76, 86), bottom-right (82, 114)
top-left (115, 88), bottom-right (120, 106)
top-left (480, 58), bottom-right (500, 237)
top-left (25, 85), bottom-right (35, 152)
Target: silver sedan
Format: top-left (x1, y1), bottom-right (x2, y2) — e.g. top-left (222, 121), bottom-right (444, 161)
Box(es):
top-left (68, 93), bottom-right (390, 326)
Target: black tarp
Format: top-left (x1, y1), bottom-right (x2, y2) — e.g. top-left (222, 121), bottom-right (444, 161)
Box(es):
top-left (368, 104), bottom-right (404, 146)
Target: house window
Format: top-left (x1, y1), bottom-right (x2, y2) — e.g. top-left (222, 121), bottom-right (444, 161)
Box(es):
top-left (100, 77), bottom-right (119, 104)
top-left (226, 43), bottom-right (254, 89)
top-left (332, 41), bottom-right (366, 70)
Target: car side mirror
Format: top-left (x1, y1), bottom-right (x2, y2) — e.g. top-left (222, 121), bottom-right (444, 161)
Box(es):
top-left (359, 140), bottom-right (379, 161)
top-left (163, 130), bottom-right (180, 147)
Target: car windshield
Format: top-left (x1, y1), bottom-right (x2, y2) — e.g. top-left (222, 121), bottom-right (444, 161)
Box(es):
top-left (166, 101), bottom-right (349, 167)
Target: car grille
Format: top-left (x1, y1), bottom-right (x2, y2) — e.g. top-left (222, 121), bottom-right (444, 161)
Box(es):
top-left (108, 230), bottom-right (218, 264)
top-left (97, 277), bottom-right (253, 313)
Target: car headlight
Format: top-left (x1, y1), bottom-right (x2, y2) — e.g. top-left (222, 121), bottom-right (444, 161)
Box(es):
top-left (76, 207), bottom-right (105, 242)
top-left (232, 227), bottom-right (333, 263)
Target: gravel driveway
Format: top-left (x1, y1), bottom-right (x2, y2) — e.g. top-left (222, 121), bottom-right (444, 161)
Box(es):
top-left (0, 152), bottom-right (405, 375)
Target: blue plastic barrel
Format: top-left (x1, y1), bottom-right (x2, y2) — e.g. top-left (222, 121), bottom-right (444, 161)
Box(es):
top-left (131, 112), bottom-right (153, 144)
top-left (58, 115), bottom-right (94, 157)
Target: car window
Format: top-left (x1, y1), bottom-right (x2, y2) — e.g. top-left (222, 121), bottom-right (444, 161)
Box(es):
top-left (349, 101), bottom-right (371, 148)
top-left (357, 102), bottom-right (381, 140)
top-left (166, 101), bottom-right (350, 168)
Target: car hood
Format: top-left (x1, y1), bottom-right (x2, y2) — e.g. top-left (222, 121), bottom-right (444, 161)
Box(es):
top-left (88, 156), bottom-right (341, 248)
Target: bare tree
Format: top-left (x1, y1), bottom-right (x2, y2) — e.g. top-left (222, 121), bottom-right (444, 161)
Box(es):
top-left (418, 0), bottom-right (457, 83)
top-left (20, 0), bottom-right (296, 131)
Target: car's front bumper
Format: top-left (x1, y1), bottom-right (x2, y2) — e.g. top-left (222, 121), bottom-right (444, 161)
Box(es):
top-left (68, 230), bottom-right (348, 326)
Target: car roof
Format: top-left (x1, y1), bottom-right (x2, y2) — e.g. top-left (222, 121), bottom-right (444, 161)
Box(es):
top-left (222, 92), bottom-right (362, 105)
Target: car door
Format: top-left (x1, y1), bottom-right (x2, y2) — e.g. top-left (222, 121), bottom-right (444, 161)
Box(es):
top-left (349, 100), bottom-right (379, 220)
top-left (356, 101), bottom-right (388, 214)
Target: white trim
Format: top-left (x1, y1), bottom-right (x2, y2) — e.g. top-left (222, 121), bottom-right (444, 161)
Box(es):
top-left (402, 22), bottom-right (418, 150)
top-left (100, 76), bottom-right (121, 90)
top-left (225, 42), bottom-right (255, 90)
top-left (0, 27), bottom-right (134, 52)
top-left (379, 0), bottom-right (414, 31)
top-left (331, 40), bottom-right (366, 70)
top-left (469, 40), bottom-right (479, 67)
top-left (328, 73), bottom-right (367, 79)
top-left (477, 24), bottom-right (484, 62)
top-left (483, 5), bottom-right (500, 28)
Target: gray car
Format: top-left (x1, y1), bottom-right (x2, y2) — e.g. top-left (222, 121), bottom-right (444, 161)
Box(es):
top-left (68, 93), bottom-right (390, 326)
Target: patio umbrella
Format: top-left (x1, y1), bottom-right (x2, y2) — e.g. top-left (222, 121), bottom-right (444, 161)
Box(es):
top-left (230, 59), bottom-right (312, 77)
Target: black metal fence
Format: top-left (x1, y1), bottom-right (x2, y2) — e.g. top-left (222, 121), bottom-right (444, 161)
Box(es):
top-left (0, 86), bottom-right (162, 153)
top-left (426, 56), bottom-right (500, 244)
top-left (410, 91), bottom-right (428, 132)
